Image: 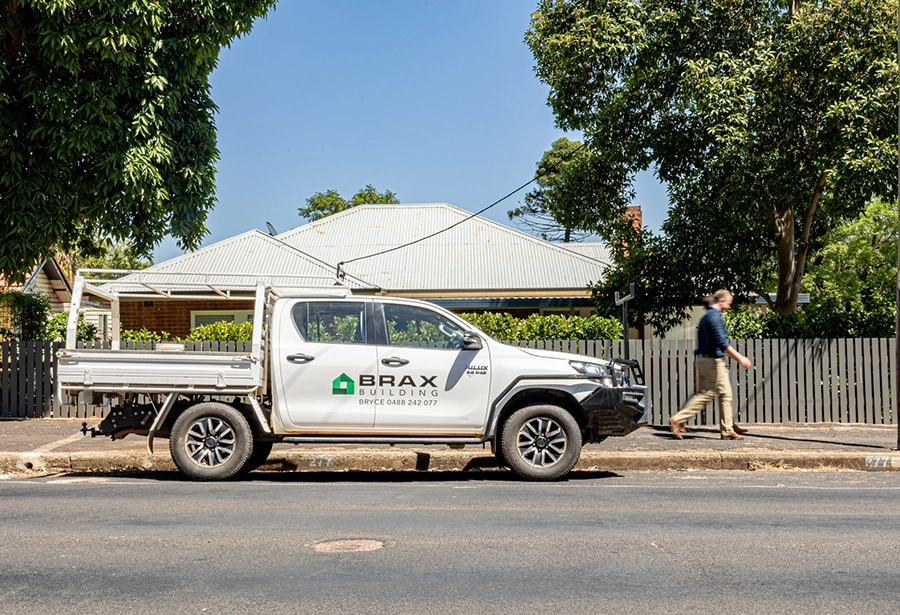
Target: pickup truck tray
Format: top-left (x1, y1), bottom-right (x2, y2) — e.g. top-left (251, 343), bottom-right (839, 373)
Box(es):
top-left (56, 349), bottom-right (261, 397)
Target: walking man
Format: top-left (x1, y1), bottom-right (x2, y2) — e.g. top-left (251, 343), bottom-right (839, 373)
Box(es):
top-left (669, 289), bottom-right (752, 440)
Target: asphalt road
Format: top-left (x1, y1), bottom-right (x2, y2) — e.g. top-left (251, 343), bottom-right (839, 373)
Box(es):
top-left (1, 471), bottom-right (898, 615)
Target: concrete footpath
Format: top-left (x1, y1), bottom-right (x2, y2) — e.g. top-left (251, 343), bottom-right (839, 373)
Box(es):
top-left (1, 418), bottom-right (899, 476)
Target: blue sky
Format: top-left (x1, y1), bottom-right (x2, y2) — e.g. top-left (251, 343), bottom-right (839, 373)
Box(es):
top-left (154, 0), bottom-right (669, 262)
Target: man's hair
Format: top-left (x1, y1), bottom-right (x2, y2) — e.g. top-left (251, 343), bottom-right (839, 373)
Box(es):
top-left (712, 289), bottom-right (733, 303)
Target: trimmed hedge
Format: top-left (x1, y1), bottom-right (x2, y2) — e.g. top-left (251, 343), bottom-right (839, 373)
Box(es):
top-left (120, 327), bottom-right (170, 342)
top-left (458, 312), bottom-right (622, 341)
top-left (185, 321), bottom-right (253, 342)
top-left (724, 307), bottom-right (895, 340)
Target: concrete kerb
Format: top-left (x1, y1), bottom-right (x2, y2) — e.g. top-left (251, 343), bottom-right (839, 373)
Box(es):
top-left (3, 449), bottom-right (900, 475)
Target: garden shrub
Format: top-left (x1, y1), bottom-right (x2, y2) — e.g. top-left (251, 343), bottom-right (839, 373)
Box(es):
top-left (120, 327), bottom-right (170, 342)
top-left (724, 306), bottom-right (895, 339)
top-left (459, 312), bottom-right (622, 341)
top-left (45, 312), bottom-right (97, 342)
top-left (186, 321), bottom-right (253, 342)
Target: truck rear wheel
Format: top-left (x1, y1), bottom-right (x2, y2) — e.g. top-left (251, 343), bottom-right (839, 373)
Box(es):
top-left (170, 402), bottom-right (253, 481)
top-left (501, 404), bottom-right (581, 481)
top-left (238, 440), bottom-right (274, 475)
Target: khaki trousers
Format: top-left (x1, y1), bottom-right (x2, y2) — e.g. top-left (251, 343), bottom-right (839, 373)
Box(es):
top-left (671, 356), bottom-right (734, 434)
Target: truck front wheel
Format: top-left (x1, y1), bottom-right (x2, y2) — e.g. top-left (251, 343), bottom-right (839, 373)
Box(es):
top-left (170, 402), bottom-right (253, 481)
top-left (501, 404), bottom-right (581, 481)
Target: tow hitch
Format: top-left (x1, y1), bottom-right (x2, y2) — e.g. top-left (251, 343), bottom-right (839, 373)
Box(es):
top-left (81, 404), bottom-right (156, 440)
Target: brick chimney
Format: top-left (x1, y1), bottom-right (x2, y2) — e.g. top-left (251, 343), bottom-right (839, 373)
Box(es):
top-left (625, 205), bottom-right (642, 231)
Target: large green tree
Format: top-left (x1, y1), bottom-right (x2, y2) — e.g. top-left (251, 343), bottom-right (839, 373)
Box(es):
top-left (299, 184), bottom-right (399, 221)
top-left (528, 0), bottom-right (897, 331)
top-left (509, 137), bottom-right (624, 243)
top-left (0, 0), bottom-right (276, 284)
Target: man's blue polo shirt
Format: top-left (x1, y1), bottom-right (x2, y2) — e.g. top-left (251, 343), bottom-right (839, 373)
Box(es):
top-left (695, 307), bottom-right (730, 358)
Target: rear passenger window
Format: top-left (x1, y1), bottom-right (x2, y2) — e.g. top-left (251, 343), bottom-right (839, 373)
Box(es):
top-left (291, 302), bottom-right (366, 344)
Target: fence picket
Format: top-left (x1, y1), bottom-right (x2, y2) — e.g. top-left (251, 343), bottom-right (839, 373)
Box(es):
top-left (878, 338), bottom-right (890, 424)
top-left (862, 338), bottom-right (873, 424)
top-left (890, 338), bottom-right (897, 425)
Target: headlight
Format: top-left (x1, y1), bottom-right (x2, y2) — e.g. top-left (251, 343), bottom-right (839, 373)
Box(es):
top-left (569, 360), bottom-right (614, 386)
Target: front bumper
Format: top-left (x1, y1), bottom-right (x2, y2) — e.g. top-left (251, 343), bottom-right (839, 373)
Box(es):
top-left (580, 385), bottom-right (647, 438)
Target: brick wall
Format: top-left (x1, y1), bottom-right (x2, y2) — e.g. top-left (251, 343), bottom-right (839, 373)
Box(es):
top-left (120, 300), bottom-right (255, 338)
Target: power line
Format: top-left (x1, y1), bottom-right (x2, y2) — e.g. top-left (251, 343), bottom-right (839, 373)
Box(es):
top-left (337, 142), bottom-right (587, 278)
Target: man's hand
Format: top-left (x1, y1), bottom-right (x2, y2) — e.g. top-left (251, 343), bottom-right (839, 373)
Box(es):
top-left (725, 346), bottom-right (752, 369)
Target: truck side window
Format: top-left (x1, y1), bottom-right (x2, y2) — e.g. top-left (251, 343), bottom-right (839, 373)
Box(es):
top-left (292, 302), bottom-right (367, 344)
top-left (382, 304), bottom-right (465, 349)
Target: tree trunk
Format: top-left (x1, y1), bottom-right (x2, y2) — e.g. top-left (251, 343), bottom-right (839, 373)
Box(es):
top-left (773, 171), bottom-right (827, 315)
top-left (774, 208), bottom-right (797, 314)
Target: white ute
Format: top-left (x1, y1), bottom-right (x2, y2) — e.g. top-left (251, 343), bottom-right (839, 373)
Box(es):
top-left (58, 272), bottom-right (647, 481)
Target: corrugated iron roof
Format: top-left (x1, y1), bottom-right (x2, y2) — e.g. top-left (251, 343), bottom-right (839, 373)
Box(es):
top-left (556, 242), bottom-right (612, 264)
top-left (103, 230), bottom-right (377, 294)
top-left (276, 204), bottom-right (611, 293)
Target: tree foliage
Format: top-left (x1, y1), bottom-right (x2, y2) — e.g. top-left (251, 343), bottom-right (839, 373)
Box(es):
top-left (0, 0), bottom-right (276, 285)
top-left (0, 289), bottom-right (49, 341)
top-left (73, 239), bottom-right (153, 272)
top-left (528, 0), bottom-right (898, 331)
top-left (509, 138), bottom-right (596, 242)
top-left (299, 184), bottom-right (399, 221)
top-left (802, 198), bottom-right (897, 315)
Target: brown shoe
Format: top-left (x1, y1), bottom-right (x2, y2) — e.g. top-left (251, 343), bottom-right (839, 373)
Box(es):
top-left (721, 432), bottom-right (744, 440)
top-left (733, 425), bottom-right (748, 435)
top-left (669, 417), bottom-right (684, 440)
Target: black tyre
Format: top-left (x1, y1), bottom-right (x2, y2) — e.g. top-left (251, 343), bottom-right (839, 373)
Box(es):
top-left (239, 440), bottom-right (274, 475)
top-left (501, 404), bottom-right (582, 481)
top-left (490, 435), bottom-right (507, 468)
top-left (169, 402), bottom-right (253, 481)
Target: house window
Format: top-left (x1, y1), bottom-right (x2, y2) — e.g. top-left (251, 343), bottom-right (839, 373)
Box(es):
top-left (191, 310), bottom-right (254, 328)
top-left (540, 307), bottom-right (575, 316)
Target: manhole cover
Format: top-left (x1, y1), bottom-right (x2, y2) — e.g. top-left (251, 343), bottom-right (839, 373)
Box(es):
top-left (309, 539), bottom-right (385, 553)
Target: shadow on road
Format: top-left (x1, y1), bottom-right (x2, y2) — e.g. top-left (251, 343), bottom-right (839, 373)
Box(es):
top-left (42, 468), bottom-right (623, 483)
top-left (646, 425), bottom-right (889, 449)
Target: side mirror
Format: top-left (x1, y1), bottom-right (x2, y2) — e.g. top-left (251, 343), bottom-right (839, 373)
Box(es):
top-left (462, 331), bottom-right (483, 350)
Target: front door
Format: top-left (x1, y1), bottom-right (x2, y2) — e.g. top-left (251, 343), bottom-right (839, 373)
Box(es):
top-left (372, 302), bottom-right (492, 433)
top-left (278, 299), bottom-right (377, 430)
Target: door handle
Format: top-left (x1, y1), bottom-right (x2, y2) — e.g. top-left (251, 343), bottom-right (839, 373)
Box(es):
top-left (286, 353), bottom-right (315, 362)
top-left (381, 356), bottom-right (409, 366)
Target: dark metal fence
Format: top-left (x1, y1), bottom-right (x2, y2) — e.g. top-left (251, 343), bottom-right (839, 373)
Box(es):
top-left (1, 341), bottom-right (251, 418)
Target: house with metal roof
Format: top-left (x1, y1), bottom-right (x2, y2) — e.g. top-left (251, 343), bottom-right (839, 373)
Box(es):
top-left (97, 204), bottom-right (611, 338)
top-left (275, 203), bottom-right (610, 315)
top-left (104, 230), bottom-right (378, 337)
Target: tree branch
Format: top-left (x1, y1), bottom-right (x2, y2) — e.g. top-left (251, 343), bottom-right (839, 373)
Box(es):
top-left (791, 169), bottom-right (828, 304)
top-left (751, 286), bottom-right (774, 309)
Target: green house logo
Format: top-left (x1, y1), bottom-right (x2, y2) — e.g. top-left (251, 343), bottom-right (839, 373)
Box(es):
top-left (332, 373), bottom-right (355, 395)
